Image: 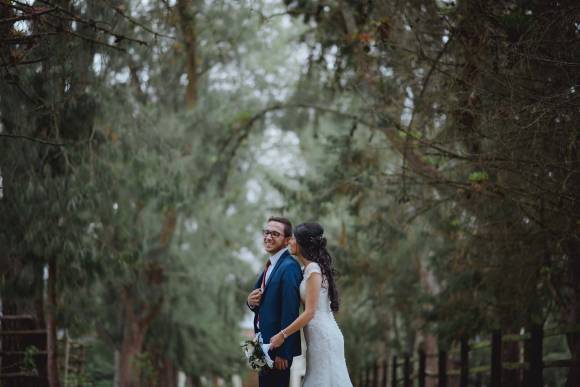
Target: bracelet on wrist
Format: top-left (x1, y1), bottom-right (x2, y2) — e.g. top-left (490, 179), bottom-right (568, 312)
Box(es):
top-left (281, 329), bottom-right (288, 339)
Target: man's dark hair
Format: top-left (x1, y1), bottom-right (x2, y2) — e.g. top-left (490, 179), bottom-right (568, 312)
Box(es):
top-left (267, 216), bottom-right (292, 237)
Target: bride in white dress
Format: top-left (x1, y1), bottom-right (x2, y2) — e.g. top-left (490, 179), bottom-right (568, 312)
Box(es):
top-left (269, 222), bottom-right (353, 387)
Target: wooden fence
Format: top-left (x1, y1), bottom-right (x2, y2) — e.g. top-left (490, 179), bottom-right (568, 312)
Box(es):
top-left (356, 324), bottom-right (580, 387)
top-left (0, 314), bottom-right (87, 387)
top-left (0, 313), bottom-right (48, 387)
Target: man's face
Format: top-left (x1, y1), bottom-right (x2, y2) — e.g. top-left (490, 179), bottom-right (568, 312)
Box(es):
top-left (262, 221), bottom-right (288, 254)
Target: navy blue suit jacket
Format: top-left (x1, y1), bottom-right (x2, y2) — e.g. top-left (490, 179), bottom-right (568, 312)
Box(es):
top-left (249, 250), bottom-right (302, 362)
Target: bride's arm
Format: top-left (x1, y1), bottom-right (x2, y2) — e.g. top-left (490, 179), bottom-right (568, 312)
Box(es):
top-left (270, 272), bottom-right (322, 348)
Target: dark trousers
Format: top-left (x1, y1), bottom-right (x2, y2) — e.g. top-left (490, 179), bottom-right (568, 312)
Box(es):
top-left (259, 367), bottom-right (291, 387)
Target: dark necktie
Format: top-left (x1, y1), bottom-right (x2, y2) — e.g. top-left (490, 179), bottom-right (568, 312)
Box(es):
top-left (261, 259), bottom-right (272, 291)
top-left (257, 260), bottom-right (271, 329)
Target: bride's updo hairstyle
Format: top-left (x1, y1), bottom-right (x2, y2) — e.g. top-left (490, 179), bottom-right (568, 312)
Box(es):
top-left (294, 222), bottom-right (340, 312)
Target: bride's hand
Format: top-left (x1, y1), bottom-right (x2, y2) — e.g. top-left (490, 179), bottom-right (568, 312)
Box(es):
top-left (269, 332), bottom-right (285, 349)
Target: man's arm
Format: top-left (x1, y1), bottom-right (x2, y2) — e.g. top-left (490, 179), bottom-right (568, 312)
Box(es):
top-left (276, 262), bottom-right (302, 362)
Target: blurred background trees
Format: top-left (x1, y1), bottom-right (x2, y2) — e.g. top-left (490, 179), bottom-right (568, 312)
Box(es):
top-left (1, 0), bottom-right (579, 386)
top-left (1, 0), bottom-right (303, 385)
top-left (277, 0), bottom-right (580, 386)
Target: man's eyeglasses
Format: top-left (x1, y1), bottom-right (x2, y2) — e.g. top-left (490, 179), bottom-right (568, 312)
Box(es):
top-left (262, 229), bottom-right (283, 238)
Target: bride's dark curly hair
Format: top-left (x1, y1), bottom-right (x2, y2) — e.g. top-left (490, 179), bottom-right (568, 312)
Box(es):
top-left (294, 222), bottom-right (340, 312)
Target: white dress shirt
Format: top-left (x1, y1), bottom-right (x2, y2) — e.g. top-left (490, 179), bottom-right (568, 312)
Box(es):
top-left (265, 247), bottom-right (288, 285)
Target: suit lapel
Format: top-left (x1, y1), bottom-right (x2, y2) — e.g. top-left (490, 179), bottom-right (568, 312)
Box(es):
top-left (262, 250), bottom-right (289, 295)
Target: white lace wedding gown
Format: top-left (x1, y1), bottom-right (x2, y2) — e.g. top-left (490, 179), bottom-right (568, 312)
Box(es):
top-left (300, 262), bottom-right (353, 387)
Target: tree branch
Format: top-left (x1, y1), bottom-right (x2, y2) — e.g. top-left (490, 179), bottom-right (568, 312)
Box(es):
top-left (0, 7), bottom-right (56, 23)
top-left (104, 0), bottom-right (177, 40)
top-left (0, 133), bottom-right (67, 146)
top-left (138, 297), bottom-right (164, 331)
top-left (10, 0), bottom-right (149, 48)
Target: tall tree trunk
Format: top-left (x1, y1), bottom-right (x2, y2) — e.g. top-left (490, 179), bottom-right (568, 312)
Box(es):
top-left (118, 303), bottom-right (146, 387)
top-left (117, 211), bottom-right (174, 387)
top-left (159, 357), bottom-right (178, 387)
top-left (46, 256), bottom-right (61, 387)
top-left (564, 144), bottom-right (580, 387)
top-left (414, 255), bottom-right (440, 387)
top-left (118, 329), bottom-right (145, 387)
top-left (187, 375), bottom-right (201, 387)
top-left (565, 237), bottom-right (580, 387)
top-left (117, 287), bottom-right (163, 387)
top-left (414, 332), bottom-right (438, 387)
top-left (502, 329), bottom-right (522, 387)
top-left (0, 1), bottom-right (15, 45)
top-left (176, 0), bottom-right (197, 109)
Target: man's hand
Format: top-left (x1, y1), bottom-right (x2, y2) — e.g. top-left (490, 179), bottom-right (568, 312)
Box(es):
top-left (247, 288), bottom-right (262, 307)
top-left (274, 356), bottom-right (289, 370)
top-left (269, 332), bottom-right (285, 349)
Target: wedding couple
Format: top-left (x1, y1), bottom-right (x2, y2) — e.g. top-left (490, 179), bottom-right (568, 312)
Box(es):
top-left (246, 216), bottom-right (353, 387)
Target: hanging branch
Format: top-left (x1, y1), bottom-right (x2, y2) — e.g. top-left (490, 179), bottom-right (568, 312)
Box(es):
top-left (0, 6), bottom-right (56, 23)
top-left (103, 0), bottom-right (177, 40)
top-left (4, 0), bottom-right (149, 50)
top-left (0, 133), bottom-right (67, 147)
top-left (0, 133), bottom-right (99, 147)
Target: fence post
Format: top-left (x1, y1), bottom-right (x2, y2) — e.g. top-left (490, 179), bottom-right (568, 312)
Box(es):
top-left (382, 358), bottom-right (388, 387)
top-left (438, 350), bottom-right (447, 387)
top-left (528, 325), bottom-right (543, 387)
top-left (460, 337), bottom-right (469, 387)
top-left (392, 355), bottom-right (397, 387)
top-left (373, 360), bottom-right (379, 387)
top-left (358, 368), bottom-right (364, 387)
top-left (403, 355), bottom-right (411, 387)
top-left (418, 349), bottom-right (426, 387)
top-left (366, 364), bottom-right (371, 387)
top-left (491, 330), bottom-right (502, 387)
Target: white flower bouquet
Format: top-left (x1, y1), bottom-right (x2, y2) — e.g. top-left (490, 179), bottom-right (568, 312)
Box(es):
top-left (241, 332), bottom-right (274, 371)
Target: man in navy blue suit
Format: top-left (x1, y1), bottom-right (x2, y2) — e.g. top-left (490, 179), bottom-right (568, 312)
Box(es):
top-left (247, 216), bottom-right (303, 387)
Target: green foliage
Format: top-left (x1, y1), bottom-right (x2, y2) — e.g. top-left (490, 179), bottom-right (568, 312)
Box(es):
top-left (3, 0), bottom-right (579, 385)
top-left (272, 0), bottom-right (580, 381)
top-left (21, 345), bottom-right (40, 376)
top-left (0, 0), bottom-right (306, 383)
top-left (468, 171), bottom-right (489, 183)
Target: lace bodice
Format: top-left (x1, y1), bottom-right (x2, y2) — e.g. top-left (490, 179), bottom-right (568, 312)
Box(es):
top-left (299, 262), bottom-right (353, 387)
top-left (299, 263), bottom-right (331, 313)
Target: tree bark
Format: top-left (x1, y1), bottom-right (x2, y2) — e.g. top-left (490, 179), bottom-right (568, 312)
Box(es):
top-left (117, 287), bottom-right (164, 387)
top-left (118, 322), bottom-right (146, 387)
top-left (502, 329), bottom-right (522, 387)
top-left (0, 1), bottom-right (15, 39)
top-left (159, 357), bottom-right (178, 387)
top-left (176, 0), bottom-right (197, 109)
top-left (45, 256), bottom-right (62, 387)
top-left (117, 209), bottom-right (175, 387)
top-left (565, 237), bottom-right (580, 387)
top-left (414, 255), bottom-right (440, 387)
